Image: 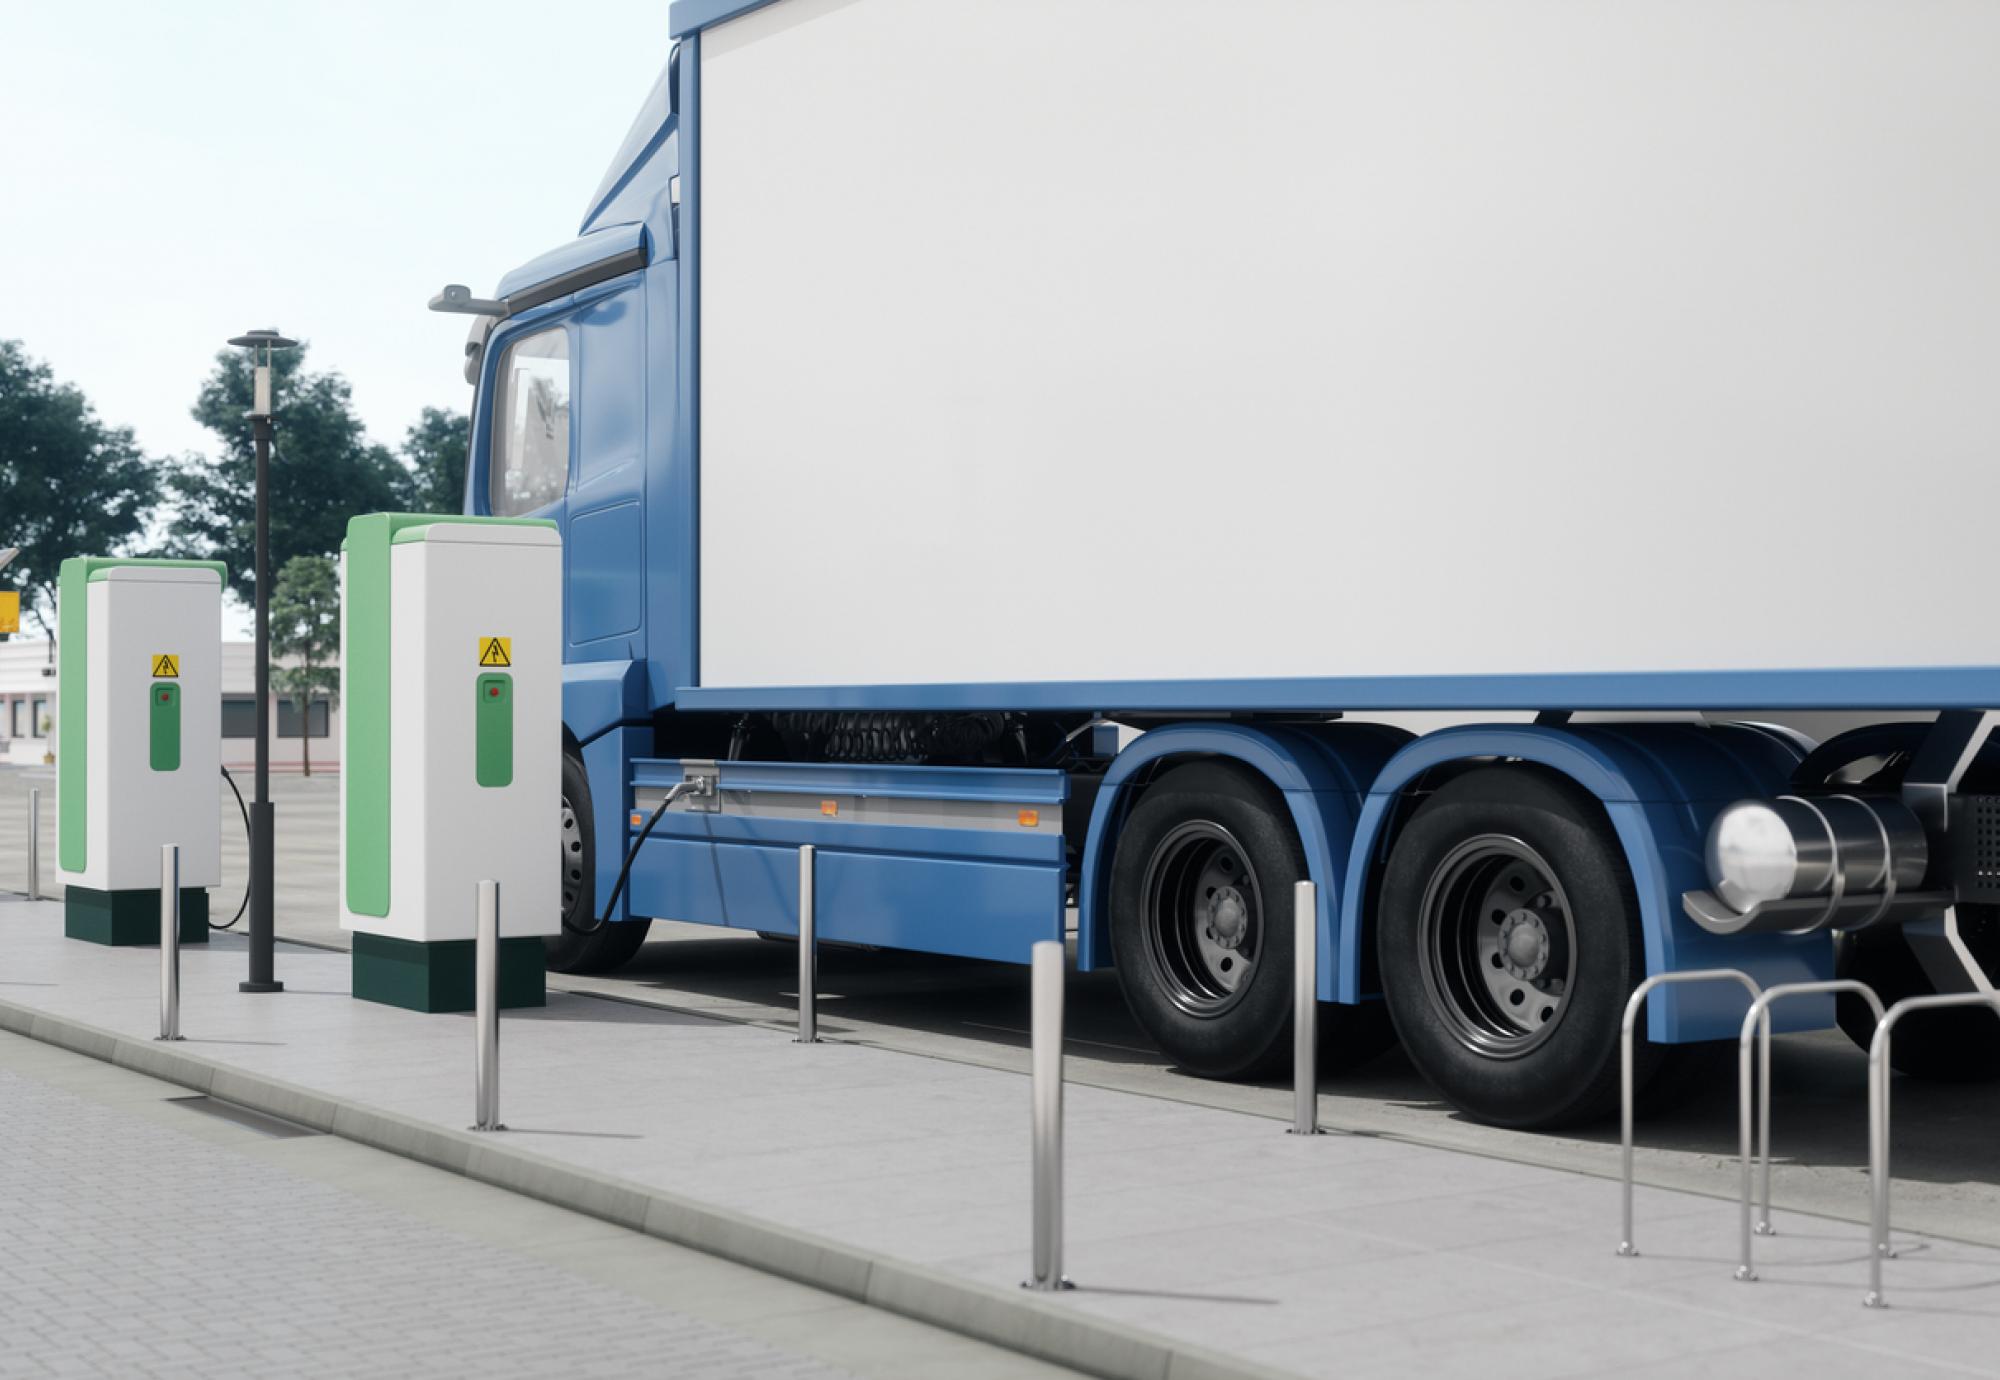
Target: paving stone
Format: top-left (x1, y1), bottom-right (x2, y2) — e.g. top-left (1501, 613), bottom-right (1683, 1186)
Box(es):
top-left (0, 1068), bottom-right (858, 1380)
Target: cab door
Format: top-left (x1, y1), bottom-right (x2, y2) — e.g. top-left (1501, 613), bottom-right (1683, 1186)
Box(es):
top-left (563, 284), bottom-right (645, 656)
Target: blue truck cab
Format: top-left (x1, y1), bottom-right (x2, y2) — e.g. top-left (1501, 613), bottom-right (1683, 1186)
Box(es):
top-left (435, 13), bottom-right (2000, 1130)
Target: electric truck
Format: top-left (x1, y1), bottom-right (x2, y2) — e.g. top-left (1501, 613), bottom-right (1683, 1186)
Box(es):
top-left (431, 0), bottom-right (2000, 1128)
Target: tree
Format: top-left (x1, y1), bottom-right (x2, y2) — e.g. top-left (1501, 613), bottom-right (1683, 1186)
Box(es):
top-left (269, 554), bottom-right (339, 778)
top-left (402, 407), bottom-right (470, 515)
top-left (0, 341), bottom-right (162, 643)
top-left (169, 343), bottom-right (414, 606)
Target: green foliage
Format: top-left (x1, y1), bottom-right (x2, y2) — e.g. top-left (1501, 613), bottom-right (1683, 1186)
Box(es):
top-left (0, 340), bottom-right (162, 635)
top-left (401, 406), bottom-right (470, 515)
top-left (270, 552), bottom-right (339, 677)
top-left (169, 343), bottom-right (414, 605)
top-left (270, 553), bottom-right (340, 776)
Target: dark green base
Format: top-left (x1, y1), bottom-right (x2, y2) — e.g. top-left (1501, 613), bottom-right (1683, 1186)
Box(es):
top-left (64, 886), bottom-right (210, 946)
top-left (351, 932), bottom-right (545, 1013)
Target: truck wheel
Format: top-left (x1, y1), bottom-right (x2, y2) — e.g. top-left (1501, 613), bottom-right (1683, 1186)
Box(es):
top-left (1377, 766), bottom-right (1651, 1128)
top-left (1835, 915), bottom-right (2000, 1082)
top-left (1110, 761), bottom-right (1395, 1079)
top-left (544, 750), bottom-right (651, 974)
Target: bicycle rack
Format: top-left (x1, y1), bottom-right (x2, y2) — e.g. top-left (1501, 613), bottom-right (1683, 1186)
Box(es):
top-left (1618, 968), bottom-right (1761, 1258)
top-left (1866, 990), bottom-right (2000, 1308)
top-left (1733, 980), bottom-right (1882, 1281)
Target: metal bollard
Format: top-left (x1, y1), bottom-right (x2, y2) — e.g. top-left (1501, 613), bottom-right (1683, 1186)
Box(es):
top-left (1291, 880), bottom-right (1318, 1135)
top-left (1023, 939), bottom-right (1072, 1291)
top-left (158, 845), bottom-right (182, 1042)
top-left (471, 879), bottom-right (504, 1132)
top-left (1733, 980), bottom-right (1881, 1282)
top-left (796, 845), bottom-right (818, 1044)
top-left (1866, 990), bottom-right (2000, 1307)
top-left (26, 787), bottom-right (40, 902)
top-left (1618, 968), bottom-right (1760, 1256)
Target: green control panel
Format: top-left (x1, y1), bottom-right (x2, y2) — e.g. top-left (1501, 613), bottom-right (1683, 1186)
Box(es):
top-left (474, 672), bottom-right (513, 788)
top-left (149, 682), bottom-right (180, 772)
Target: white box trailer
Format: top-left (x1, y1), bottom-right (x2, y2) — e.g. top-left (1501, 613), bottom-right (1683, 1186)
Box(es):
top-left (441, 0), bottom-right (2000, 1127)
top-left (690, 0), bottom-right (2000, 694)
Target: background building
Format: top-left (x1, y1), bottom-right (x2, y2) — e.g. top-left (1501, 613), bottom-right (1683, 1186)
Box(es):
top-left (0, 639), bottom-right (338, 770)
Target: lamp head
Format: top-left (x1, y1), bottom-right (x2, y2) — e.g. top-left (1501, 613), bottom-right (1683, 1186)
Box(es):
top-left (227, 328), bottom-right (297, 419)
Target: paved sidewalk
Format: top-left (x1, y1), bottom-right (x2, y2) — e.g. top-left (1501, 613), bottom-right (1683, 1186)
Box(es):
top-left (1, 897), bottom-right (1997, 1378)
top-left (9, 761), bottom-right (1999, 1252)
top-left (0, 1029), bottom-right (1073, 1380)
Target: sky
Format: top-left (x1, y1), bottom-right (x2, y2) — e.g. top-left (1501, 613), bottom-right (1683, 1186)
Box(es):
top-left (0, 0), bottom-right (670, 465)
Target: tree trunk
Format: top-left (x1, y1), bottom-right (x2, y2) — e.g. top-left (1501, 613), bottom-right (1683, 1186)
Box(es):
top-left (300, 694), bottom-right (312, 777)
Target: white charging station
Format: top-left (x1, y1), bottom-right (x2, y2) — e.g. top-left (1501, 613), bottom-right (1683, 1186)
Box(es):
top-left (56, 558), bottom-right (223, 945)
top-left (338, 515), bottom-right (560, 1012)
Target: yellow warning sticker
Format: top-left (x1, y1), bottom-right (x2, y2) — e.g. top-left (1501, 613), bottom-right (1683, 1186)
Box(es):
top-left (478, 636), bottom-right (512, 668)
top-left (151, 654), bottom-right (180, 678)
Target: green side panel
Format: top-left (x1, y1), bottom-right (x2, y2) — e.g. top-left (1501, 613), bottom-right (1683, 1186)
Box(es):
top-left (343, 517), bottom-right (396, 916)
top-left (149, 683), bottom-right (181, 772)
top-left (474, 673), bottom-right (514, 787)
top-left (57, 560), bottom-right (88, 871)
top-left (63, 886), bottom-right (210, 945)
top-left (343, 514), bottom-right (557, 918)
top-left (350, 931), bottom-right (545, 1013)
top-left (57, 557), bottom-right (226, 872)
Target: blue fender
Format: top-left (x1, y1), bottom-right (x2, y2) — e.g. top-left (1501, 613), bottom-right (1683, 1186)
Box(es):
top-left (563, 658), bottom-right (650, 746)
top-left (1076, 722), bottom-right (1410, 1002)
top-left (1337, 721), bottom-right (1828, 1042)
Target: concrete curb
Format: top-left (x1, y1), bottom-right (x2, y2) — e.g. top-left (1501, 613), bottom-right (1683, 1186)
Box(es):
top-left (0, 997), bottom-right (1287, 1380)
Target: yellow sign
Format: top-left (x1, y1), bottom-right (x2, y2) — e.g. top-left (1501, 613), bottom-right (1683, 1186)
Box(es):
top-left (151, 654), bottom-right (180, 679)
top-left (0, 592), bottom-right (17, 634)
top-left (478, 636), bottom-right (512, 668)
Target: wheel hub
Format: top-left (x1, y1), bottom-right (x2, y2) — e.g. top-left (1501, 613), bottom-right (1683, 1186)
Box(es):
top-left (1139, 820), bottom-right (1264, 1017)
top-left (1208, 886), bottom-right (1250, 950)
top-left (560, 796), bottom-right (585, 916)
top-left (1415, 835), bottom-right (1577, 1059)
top-left (1497, 908), bottom-right (1551, 980)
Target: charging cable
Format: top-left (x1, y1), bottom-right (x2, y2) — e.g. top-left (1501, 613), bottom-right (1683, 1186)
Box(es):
top-left (566, 774), bottom-right (713, 936)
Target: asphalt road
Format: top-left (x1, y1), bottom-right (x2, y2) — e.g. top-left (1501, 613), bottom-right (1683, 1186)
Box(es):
top-left (4, 762), bottom-right (1998, 1248)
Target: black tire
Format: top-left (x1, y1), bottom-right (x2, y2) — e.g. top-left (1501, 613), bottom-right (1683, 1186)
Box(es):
top-left (544, 749), bottom-right (652, 975)
top-left (1110, 761), bottom-right (1398, 1079)
top-left (1377, 765), bottom-right (1654, 1128)
top-left (1836, 915), bottom-right (2000, 1083)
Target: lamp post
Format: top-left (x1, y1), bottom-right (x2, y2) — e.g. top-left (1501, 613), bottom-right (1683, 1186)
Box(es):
top-left (228, 329), bottom-right (296, 994)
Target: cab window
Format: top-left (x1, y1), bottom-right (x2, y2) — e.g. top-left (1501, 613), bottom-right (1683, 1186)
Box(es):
top-left (489, 326), bottom-right (571, 515)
